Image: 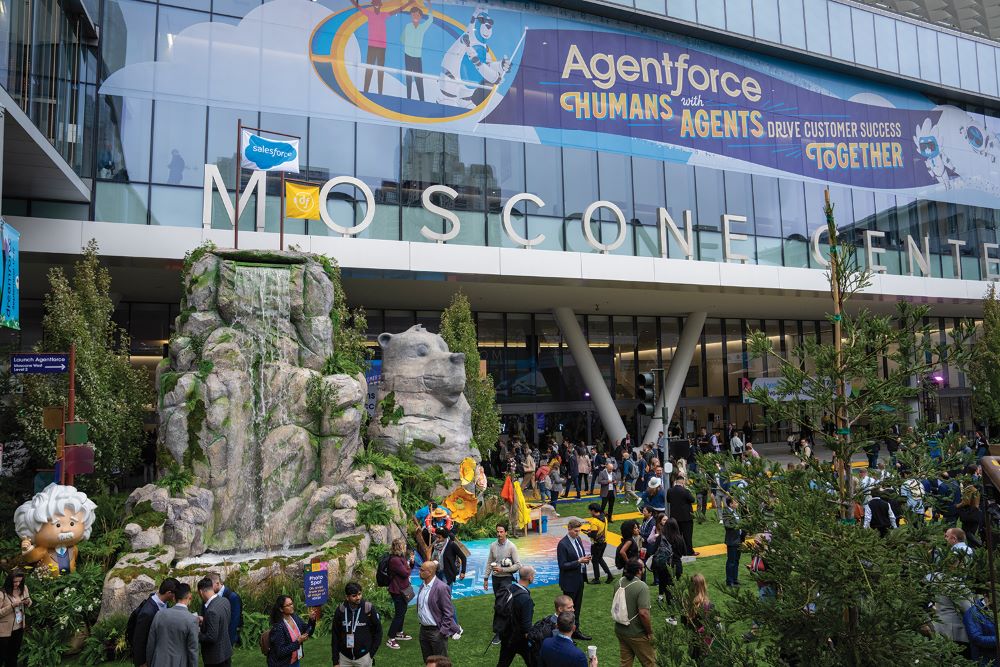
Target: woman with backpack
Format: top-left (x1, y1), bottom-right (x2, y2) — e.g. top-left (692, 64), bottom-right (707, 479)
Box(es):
top-left (385, 538), bottom-right (415, 650)
top-left (662, 517), bottom-right (686, 581)
top-left (651, 515), bottom-right (682, 603)
top-left (265, 595), bottom-right (317, 667)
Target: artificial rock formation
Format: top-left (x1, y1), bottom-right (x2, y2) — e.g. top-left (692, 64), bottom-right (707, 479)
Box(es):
top-left (369, 324), bottom-right (478, 474)
top-left (157, 248), bottom-right (386, 553)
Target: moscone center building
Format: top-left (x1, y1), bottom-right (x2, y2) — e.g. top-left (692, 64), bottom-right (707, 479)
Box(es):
top-left (5, 0), bottom-right (999, 447)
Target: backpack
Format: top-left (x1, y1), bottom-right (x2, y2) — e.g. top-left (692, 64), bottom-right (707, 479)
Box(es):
top-left (623, 458), bottom-right (636, 480)
top-left (376, 553), bottom-right (392, 587)
top-left (526, 615), bottom-right (557, 657)
top-left (259, 628), bottom-right (270, 656)
top-left (496, 586), bottom-right (526, 639)
top-left (125, 598), bottom-right (148, 648)
top-left (653, 537), bottom-right (674, 571)
top-left (611, 579), bottom-right (639, 625)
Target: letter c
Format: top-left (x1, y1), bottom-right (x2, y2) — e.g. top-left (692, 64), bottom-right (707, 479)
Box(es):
top-left (502, 193), bottom-right (546, 247)
top-left (318, 176), bottom-right (375, 236)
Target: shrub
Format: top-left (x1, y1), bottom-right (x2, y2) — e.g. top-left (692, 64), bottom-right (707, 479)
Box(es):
top-left (355, 499), bottom-right (393, 527)
top-left (239, 611), bottom-right (270, 649)
top-left (156, 462), bottom-right (194, 497)
top-left (78, 614), bottom-right (129, 666)
top-left (353, 447), bottom-right (446, 515)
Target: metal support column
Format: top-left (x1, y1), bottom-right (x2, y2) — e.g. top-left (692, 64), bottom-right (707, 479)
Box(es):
top-left (553, 306), bottom-right (628, 444)
top-left (643, 311), bottom-right (708, 445)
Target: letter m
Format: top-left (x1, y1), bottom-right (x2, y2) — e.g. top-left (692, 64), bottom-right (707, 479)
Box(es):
top-left (202, 163), bottom-right (267, 230)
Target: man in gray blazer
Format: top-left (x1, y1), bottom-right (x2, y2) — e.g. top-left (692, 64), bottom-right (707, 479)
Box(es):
top-left (146, 582), bottom-right (199, 667)
top-left (197, 577), bottom-right (233, 667)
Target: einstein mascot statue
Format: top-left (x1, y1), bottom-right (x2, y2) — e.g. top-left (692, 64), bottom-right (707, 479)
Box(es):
top-left (438, 6), bottom-right (510, 108)
top-left (14, 484), bottom-right (96, 575)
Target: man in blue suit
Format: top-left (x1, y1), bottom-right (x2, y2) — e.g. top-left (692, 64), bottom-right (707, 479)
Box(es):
top-left (557, 518), bottom-right (592, 641)
top-left (538, 611), bottom-right (597, 667)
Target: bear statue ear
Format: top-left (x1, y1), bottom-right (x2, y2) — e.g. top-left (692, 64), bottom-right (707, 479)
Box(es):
top-left (378, 332), bottom-right (393, 348)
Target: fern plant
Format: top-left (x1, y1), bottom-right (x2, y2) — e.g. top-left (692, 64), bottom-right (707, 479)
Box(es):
top-left (355, 499), bottom-right (394, 527)
top-left (156, 462), bottom-right (194, 497)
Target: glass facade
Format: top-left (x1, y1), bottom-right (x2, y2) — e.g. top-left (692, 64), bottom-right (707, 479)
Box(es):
top-left (0, 0), bottom-right (96, 175)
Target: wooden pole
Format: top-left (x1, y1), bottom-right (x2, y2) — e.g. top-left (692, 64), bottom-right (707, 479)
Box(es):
top-left (234, 120), bottom-right (242, 250)
top-left (280, 171), bottom-right (286, 251)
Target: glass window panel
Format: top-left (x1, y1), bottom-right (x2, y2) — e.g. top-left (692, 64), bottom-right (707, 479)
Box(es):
top-left (151, 101), bottom-right (206, 186)
top-left (597, 151), bottom-right (633, 224)
top-left (698, 1), bottom-right (726, 28)
top-left (612, 316), bottom-right (636, 399)
top-left (777, 0), bottom-right (805, 48)
top-left (917, 27), bottom-right (940, 82)
top-left (873, 192), bottom-right (902, 275)
top-left (524, 143), bottom-right (563, 218)
top-left (101, 0), bottom-right (156, 77)
top-left (977, 44), bottom-right (998, 97)
top-left (633, 156), bottom-right (665, 256)
top-left (444, 133), bottom-right (486, 213)
top-left (207, 106), bottom-right (256, 190)
top-left (308, 118), bottom-right (355, 182)
top-left (156, 6), bottom-right (204, 63)
top-left (637, 317), bottom-right (657, 375)
top-left (757, 236), bottom-right (782, 265)
top-left (664, 162), bottom-right (696, 258)
top-left (97, 95), bottom-right (152, 183)
top-left (725, 319), bottom-right (747, 393)
top-left (477, 313), bottom-right (505, 396)
top-left (486, 139), bottom-right (525, 247)
top-left (779, 178), bottom-right (806, 238)
top-left (724, 171), bottom-right (755, 262)
top-left (635, 0), bottom-right (665, 13)
top-left (213, 0), bottom-right (260, 18)
top-left (356, 121), bottom-right (399, 220)
top-left (938, 34), bottom-right (960, 87)
top-left (95, 181), bottom-right (148, 224)
top-left (851, 8), bottom-right (875, 67)
top-left (162, 0), bottom-right (208, 14)
top-left (506, 314), bottom-right (534, 400)
top-left (752, 175), bottom-right (780, 237)
top-left (828, 3), bottom-right (853, 61)
top-left (726, 0), bottom-right (754, 36)
top-left (896, 22), bottom-right (919, 78)
top-left (31, 201), bottom-right (88, 220)
top-left (874, 15), bottom-right (898, 72)
top-left (668, 0), bottom-right (696, 21)
top-left (259, 113), bottom-right (308, 165)
top-left (753, 0), bottom-right (780, 42)
top-left (957, 39), bottom-right (979, 91)
top-left (149, 185), bottom-right (201, 227)
top-left (705, 320), bottom-right (724, 398)
top-left (803, 0), bottom-right (830, 55)
top-left (563, 147), bottom-right (598, 219)
top-left (695, 167), bottom-right (724, 231)
top-left (699, 230), bottom-right (723, 262)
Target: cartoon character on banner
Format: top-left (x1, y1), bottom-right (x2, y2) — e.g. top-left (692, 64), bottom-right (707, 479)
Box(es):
top-left (14, 484), bottom-right (96, 575)
top-left (915, 107), bottom-right (1000, 194)
top-left (438, 6), bottom-right (510, 108)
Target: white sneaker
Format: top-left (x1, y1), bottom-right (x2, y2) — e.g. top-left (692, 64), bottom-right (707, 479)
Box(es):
top-left (657, 594), bottom-right (664, 602)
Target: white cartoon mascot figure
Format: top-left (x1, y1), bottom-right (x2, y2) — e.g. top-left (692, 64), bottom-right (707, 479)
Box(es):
top-left (914, 107), bottom-right (1000, 192)
top-left (14, 483), bottom-right (97, 575)
top-left (438, 6), bottom-right (510, 108)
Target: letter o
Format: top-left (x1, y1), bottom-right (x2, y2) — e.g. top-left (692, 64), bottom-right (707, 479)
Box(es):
top-left (318, 176), bottom-right (375, 236)
top-left (582, 200), bottom-right (627, 253)
top-left (502, 193), bottom-right (546, 247)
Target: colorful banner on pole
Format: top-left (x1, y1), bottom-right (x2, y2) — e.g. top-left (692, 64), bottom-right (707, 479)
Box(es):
top-left (0, 221), bottom-right (19, 331)
top-left (285, 182), bottom-right (321, 219)
top-left (240, 130), bottom-right (299, 173)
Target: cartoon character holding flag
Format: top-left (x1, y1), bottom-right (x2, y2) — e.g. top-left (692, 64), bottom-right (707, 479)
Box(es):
top-left (438, 6), bottom-right (511, 108)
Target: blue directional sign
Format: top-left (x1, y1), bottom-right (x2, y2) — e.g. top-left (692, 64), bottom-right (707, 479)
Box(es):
top-left (10, 353), bottom-right (69, 374)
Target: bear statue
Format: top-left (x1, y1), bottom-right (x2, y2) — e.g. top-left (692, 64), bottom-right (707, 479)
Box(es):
top-left (368, 325), bottom-right (478, 473)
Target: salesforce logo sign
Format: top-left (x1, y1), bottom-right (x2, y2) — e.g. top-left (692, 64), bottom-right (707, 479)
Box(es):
top-left (242, 133), bottom-right (299, 171)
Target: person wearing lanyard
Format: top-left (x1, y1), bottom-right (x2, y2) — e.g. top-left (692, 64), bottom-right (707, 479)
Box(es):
top-left (331, 582), bottom-right (382, 667)
top-left (556, 518), bottom-right (593, 642)
top-left (0, 568), bottom-right (31, 667)
top-left (416, 561), bottom-right (460, 661)
top-left (266, 596), bottom-right (316, 667)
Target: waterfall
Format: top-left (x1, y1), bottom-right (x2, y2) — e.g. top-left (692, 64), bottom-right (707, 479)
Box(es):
top-left (231, 264), bottom-right (291, 542)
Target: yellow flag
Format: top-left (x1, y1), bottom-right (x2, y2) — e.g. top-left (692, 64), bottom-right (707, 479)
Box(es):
top-left (285, 182), bottom-right (321, 219)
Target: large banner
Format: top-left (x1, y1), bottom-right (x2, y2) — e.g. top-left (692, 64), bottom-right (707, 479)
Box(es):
top-left (0, 220), bottom-right (19, 331)
top-left (101, 0), bottom-right (1000, 207)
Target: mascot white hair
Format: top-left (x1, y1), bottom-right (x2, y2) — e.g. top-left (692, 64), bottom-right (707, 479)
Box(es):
top-left (438, 5), bottom-right (510, 108)
top-left (14, 483), bottom-right (97, 575)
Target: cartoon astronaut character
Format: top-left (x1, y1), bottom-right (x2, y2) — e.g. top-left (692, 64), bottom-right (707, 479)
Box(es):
top-left (914, 107), bottom-right (1000, 190)
top-left (438, 6), bottom-right (510, 108)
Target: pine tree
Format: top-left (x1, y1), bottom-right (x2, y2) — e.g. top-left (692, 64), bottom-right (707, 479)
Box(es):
top-left (969, 283), bottom-right (1000, 438)
top-left (660, 193), bottom-right (981, 666)
top-left (440, 291), bottom-right (500, 459)
top-left (16, 241), bottom-right (150, 487)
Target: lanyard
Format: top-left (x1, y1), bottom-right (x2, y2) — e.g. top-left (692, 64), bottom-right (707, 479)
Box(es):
top-left (343, 605), bottom-right (362, 634)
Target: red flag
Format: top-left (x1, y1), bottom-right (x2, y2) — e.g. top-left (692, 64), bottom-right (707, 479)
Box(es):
top-left (500, 475), bottom-right (515, 504)
top-left (64, 444), bottom-right (95, 476)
